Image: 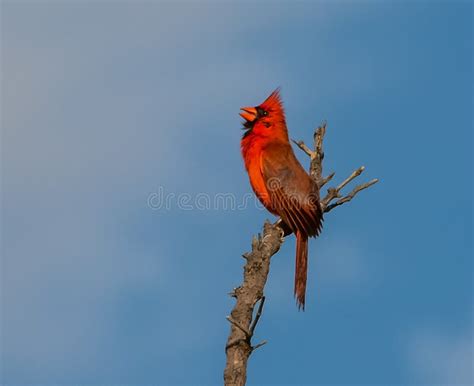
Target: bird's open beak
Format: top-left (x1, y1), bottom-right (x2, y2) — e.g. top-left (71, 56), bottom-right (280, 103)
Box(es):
top-left (240, 107), bottom-right (257, 122)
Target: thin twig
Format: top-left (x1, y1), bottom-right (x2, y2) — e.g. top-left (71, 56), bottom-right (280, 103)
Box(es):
top-left (320, 166), bottom-right (379, 210)
top-left (249, 296), bottom-right (265, 336)
top-left (336, 166), bottom-right (365, 191)
top-left (251, 340), bottom-right (267, 352)
top-left (325, 178), bottom-right (379, 213)
top-left (319, 171), bottom-right (335, 188)
top-left (291, 139), bottom-right (314, 157)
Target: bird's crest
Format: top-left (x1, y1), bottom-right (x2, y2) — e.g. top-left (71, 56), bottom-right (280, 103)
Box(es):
top-left (259, 87), bottom-right (284, 117)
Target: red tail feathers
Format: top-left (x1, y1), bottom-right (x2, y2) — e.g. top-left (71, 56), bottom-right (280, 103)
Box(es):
top-left (295, 231), bottom-right (309, 310)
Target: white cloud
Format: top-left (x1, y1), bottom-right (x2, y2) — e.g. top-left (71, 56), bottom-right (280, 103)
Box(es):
top-left (408, 328), bottom-right (473, 385)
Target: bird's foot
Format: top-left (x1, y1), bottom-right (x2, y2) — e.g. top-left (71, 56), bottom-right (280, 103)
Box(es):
top-left (274, 218), bottom-right (286, 242)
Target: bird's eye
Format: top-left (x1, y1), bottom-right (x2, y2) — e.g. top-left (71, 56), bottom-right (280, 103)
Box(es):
top-left (256, 107), bottom-right (268, 117)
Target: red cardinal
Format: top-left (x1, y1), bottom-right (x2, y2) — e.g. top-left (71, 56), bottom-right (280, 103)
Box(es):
top-left (240, 89), bottom-right (323, 310)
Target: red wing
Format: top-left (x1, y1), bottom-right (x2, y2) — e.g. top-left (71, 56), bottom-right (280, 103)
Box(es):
top-left (261, 143), bottom-right (322, 237)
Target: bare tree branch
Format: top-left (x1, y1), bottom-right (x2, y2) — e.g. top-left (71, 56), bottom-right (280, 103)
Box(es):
top-left (295, 122), bottom-right (379, 212)
top-left (310, 121), bottom-right (326, 187)
top-left (224, 222), bottom-right (283, 386)
top-left (324, 178), bottom-right (379, 213)
top-left (291, 139), bottom-right (314, 157)
top-left (319, 171), bottom-right (335, 188)
top-left (224, 121), bottom-right (378, 386)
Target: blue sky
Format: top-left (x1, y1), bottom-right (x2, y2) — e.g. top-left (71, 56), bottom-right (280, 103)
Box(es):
top-left (1, 1), bottom-right (472, 385)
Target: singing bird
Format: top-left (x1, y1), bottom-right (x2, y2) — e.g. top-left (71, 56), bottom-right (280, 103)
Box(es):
top-left (240, 89), bottom-right (323, 310)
